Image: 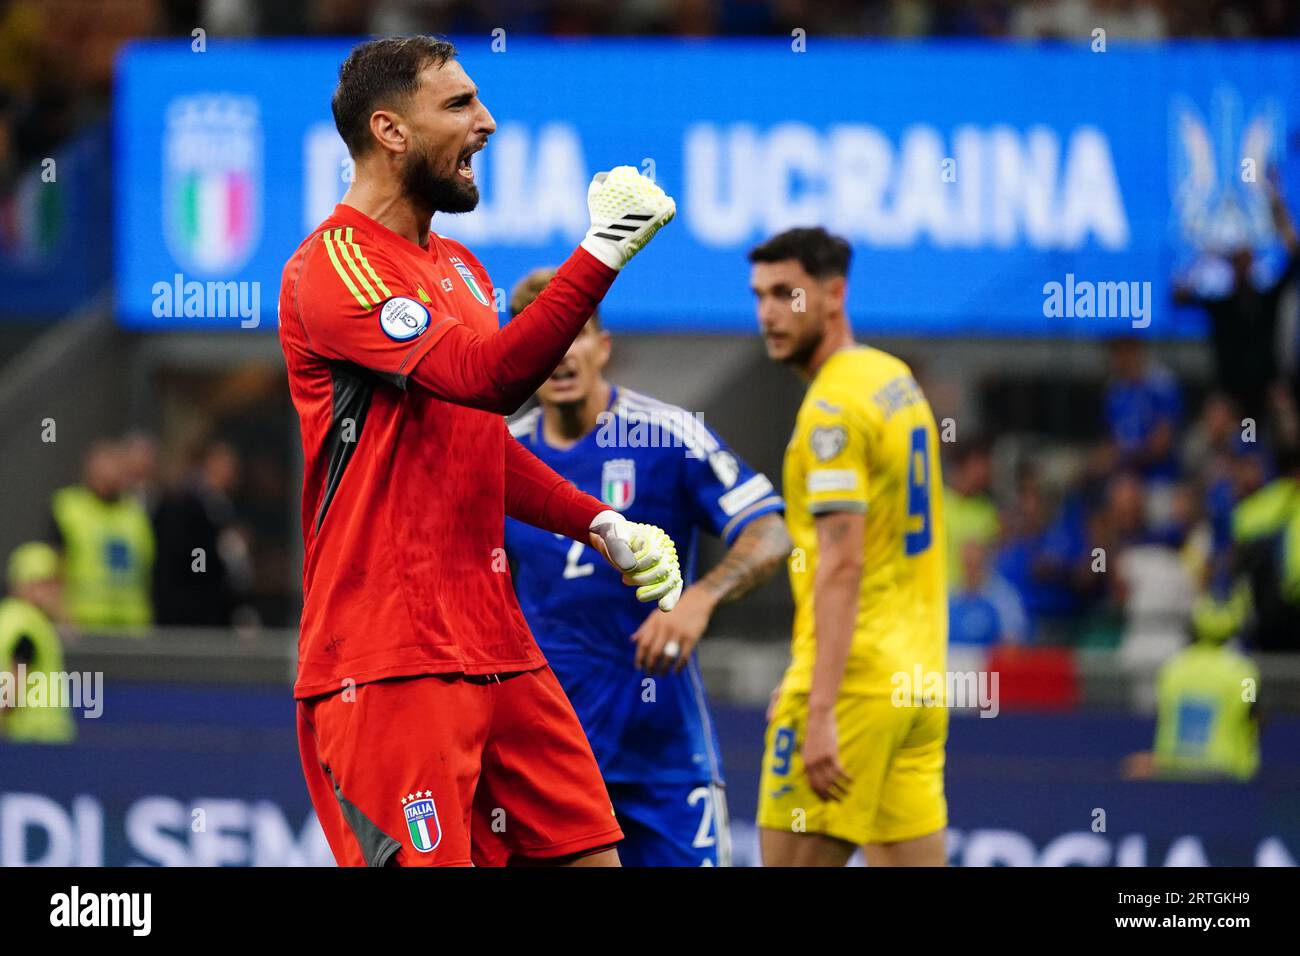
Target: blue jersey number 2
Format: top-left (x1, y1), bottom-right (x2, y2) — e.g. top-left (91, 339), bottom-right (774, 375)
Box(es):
top-left (905, 426), bottom-right (932, 556)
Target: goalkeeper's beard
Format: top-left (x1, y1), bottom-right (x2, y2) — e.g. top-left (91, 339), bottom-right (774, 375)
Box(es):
top-left (402, 142), bottom-right (479, 215)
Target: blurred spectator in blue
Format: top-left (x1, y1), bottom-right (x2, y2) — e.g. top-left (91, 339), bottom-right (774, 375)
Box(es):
top-left (949, 539), bottom-right (1028, 646)
top-left (996, 464), bottom-right (1089, 639)
top-left (1202, 447), bottom-right (1274, 598)
top-left (1104, 336), bottom-right (1182, 483)
top-left (943, 437), bottom-right (1000, 592)
top-left (1084, 470), bottom-right (1149, 606)
top-left (930, 0), bottom-right (1012, 36)
top-left (1181, 393), bottom-right (1264, 591)
top-left (47, 440), bottom-right (154, 634)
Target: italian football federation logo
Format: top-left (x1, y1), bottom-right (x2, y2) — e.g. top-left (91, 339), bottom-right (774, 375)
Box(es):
top-left (402, 792), bottom-right (441, 853)
top-left (162, 94), bottom-right (262, 276)
top-left (449, 256), bottom-right (490, 307)
top-left (602, 459), bottom-right (636, 511)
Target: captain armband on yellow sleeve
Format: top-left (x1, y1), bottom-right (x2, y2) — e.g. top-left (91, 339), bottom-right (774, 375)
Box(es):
top-left (806, 468), bottom-right (866, 515)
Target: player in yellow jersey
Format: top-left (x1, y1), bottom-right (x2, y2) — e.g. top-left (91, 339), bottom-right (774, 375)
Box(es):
top-left (749, 227), bottom-right (949, 867)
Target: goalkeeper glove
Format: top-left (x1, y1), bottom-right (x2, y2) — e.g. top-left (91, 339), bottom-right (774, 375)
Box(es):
top-left (580, 166), bottom-right (676, 271)
top-left (589, 510), bottom-right (683, 612)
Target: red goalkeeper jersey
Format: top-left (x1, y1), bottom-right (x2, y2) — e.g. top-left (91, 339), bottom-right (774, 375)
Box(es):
top-left (279, 203), bottom-right (612, 698)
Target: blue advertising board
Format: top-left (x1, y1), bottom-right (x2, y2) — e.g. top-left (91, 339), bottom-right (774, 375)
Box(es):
top-left (116, 39), bottom-right (1300, 336)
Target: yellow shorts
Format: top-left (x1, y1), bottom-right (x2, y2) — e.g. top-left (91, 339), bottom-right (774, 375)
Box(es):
top-left (756, 689), bottom-right (948, 846)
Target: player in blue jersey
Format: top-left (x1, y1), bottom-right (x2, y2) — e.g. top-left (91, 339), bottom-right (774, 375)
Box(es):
top-left (504, 267), bottom-right (792, 867)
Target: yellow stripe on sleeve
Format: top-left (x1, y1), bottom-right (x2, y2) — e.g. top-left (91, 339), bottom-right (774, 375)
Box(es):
top-left (322, 229), bottom-right (371, 309)
top-left (346, 227), bottom-right (392, 299)
top-left (334, 228), bottom-right (379, 305)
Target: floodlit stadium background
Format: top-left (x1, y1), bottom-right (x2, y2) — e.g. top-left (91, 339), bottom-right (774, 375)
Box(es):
top-left (2, 0), bottom-right (1299, 866)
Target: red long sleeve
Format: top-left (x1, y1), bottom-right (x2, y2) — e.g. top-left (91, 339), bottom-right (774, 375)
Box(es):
top-left (409, 246), bottom-right (615, 414)
top-left (504, 433), bottom-right (605, 541)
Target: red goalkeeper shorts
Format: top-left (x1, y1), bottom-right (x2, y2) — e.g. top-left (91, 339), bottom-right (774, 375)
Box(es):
top-left (297, 666), bottom-right (623, 867)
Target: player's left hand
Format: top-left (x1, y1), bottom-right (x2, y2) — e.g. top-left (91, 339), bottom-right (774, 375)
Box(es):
top-left (804, 709), bottom-right (852, 802)
top-left (589, 510), bottom-right (683, 611)
top-left (631, 585), bottom-right (715, 674)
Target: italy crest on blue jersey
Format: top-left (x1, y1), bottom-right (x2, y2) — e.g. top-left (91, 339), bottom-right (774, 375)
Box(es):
top-left (504, 386), bottom-right (783, 789)
top-left (601, 458), bottom-right (636, 510)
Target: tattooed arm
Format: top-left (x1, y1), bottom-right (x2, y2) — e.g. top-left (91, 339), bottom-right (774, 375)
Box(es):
top-left (696, 512), bottom-right (793, 606)
top-left (631, 512), bottom-right (792, 674)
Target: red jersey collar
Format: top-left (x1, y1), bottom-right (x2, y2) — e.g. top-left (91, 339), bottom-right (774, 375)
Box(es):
top-left (330, 202), bottom-right (438, 259)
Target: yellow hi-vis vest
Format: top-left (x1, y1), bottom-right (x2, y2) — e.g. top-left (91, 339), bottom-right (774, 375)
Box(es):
top-left (51, 486), bottom-right (154, 632)
top-left (1153, 643), bottom-right (1259, 781)
top-left (0, 596), bottom-right (76, 743)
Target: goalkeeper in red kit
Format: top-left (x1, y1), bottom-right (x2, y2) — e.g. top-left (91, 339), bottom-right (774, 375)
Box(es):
top-left (279, 36), bottom-right (682, 867)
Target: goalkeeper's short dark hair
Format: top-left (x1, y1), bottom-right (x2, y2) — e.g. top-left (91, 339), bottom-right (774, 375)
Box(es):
top-left (333, 36), bottom-right (458, 157)
top-left (510, 266), bottom-right (602, 329)
top-left (747, 227), bottom-right (852, 279)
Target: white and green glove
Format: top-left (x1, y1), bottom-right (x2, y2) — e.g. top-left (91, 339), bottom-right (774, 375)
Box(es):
top-left (580, 166), bottom-right (676, 271)
top-left (589, 510), bottom-right (683, 612)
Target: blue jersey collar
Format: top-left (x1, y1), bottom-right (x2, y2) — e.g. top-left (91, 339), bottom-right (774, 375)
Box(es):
top-left (536, 383), bottom-right (619, 451)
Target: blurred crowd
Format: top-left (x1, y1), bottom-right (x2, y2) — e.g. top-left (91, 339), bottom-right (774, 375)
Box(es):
top-left (158, 0), bottom-right (1300, 40)
top-left (5, 432), bottom-right (268, 639)
top-left (944, 363), bottom-right (1299, 657)
top-left (946, 209), bottom-right (1300, 673)
top-left (944, 176), bottom-right (1300, 659)
top-left (940, 308), bottom-right (1288, 773)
